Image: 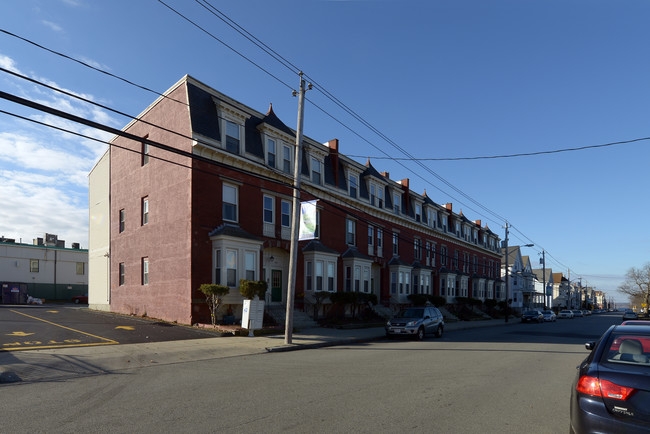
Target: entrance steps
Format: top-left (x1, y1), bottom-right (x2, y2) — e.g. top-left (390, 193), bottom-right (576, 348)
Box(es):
top-left (267, 305), bottom-right (319, 329)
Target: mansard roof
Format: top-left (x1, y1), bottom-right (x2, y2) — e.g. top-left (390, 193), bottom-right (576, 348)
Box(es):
top-left (302, 240), bottom-right (339, 255)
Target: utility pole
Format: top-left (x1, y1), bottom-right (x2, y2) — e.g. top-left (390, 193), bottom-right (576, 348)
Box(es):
top-left (504, 221), bottom-right (509, 323)
top-left (285, 73), bottom-right (309, 345)
top-left (541, 250), bottom-right (546, 309)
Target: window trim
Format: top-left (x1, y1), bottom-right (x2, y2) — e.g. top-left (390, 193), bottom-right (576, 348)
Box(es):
top-left (222, 183), bottom-right (238, 223)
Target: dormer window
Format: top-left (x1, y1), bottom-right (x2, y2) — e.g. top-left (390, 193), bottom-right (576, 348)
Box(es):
top-left (267, 138), bottom-right (276, 168)
top-left (377, 187), bottom-right (384, 208)
top-left (349, 173), bottom-right (358, 198)
top-left (311, 157), bottom-right (322, 185)
top-left (225, 120), bottom-right (240, 154)
top-left (370, 184), bottom-right (376, 206)
top-left (415, 204), bottom-right (421, 222)
top-left (456, 222), bottom-right (461, 237)
top-left (393, 192), bottom-right (400, 215)
top-left (282, 145), bottom-right (292, 174)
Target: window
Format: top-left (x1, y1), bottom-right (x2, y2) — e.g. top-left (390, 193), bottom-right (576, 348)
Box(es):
top-left (311, 157), bottom-right (322, 185)
top-left (345, 266), bottom-right (352, 292)
top-left (377, 187), bottom-right (384, 208)
top-left (119, 262), bottom-right (125, 285)
top-left (30, 259), bottom-right (39, 272)
top-left (214, 250), bottom-right (221, 285)
top-left (393, 232), bottom-right (399, 256)
top-left (391, 271), bottom-right (397, 294)
top-left (425, 241), bottom-right (431, 266)
top-left (363, 266), bottom-right (370, 293)
top-left (415, 204), bottom-right (421, 222)
top-left (245, 251), bottom-right (256, 281)
top-left (267, 138), bottom-right (276, 168)
top-left (315, 261), bottom-right (324, 291)
top-left (282, 145), bottom-right (291, 174)
top-left (453, 251), bottom-right (459, 269)
top-left (377, 229), bottom-right (383, 257)
top-left (263, 195), bottom-right (274, 224)
top-left (346, 218), bottom-right (356, 245)
top-left (349, 174), bottom-right (358, 198)
top-left (76, 262), bottom-right (85, 275)
top-left (225, 120), bottom-right (240, 154)
top-left (393, 193), bottom-right (400, 214)
top-left (281, 200), bottom-right (291, 228)
top-left (142, 141), bottom-right (149, 166)
top-left (414, 238), bottom-right (421, 260)
top-left (354, 266), bottom-right (361, 292)
top-left (442, 216), bottom-right (448, 232)
top-left (223, 184), bottom-right (238, 222)
top-left (370, 184), bottom-right (376, 206)
top-left (428, 208), bottom-right (435, 228)
top-left (368, 225), bottom-right (374, 248)
top-left (142, 197), bottom-right (149, 225)
top-left (413, 273), bottom-right (419, 294)
top-left (142, 257), bottom-right (149, 285)
top-left (119, 209), bottom-right (125, 233)
top-left (327, 262), bottom-right (335, 292)
top-left (226, 249), bottom-right (237, 287)
top-left (441, 246), bottom-right (447, 266)
top-left (306, 261), bottom-right (313, 291)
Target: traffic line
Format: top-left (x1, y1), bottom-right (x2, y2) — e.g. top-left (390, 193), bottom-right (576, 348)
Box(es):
top-left (3, 309), bottom-right (119, 351)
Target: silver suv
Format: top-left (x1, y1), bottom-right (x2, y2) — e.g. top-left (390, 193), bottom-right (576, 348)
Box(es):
top-left (386, 306), bottom-right (445, 340)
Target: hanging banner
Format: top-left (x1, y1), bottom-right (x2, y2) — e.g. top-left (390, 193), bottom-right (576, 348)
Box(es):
top-left (299, 200), bottom-right (318, 241)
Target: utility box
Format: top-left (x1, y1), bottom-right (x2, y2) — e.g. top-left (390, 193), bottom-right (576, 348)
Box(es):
top-left (1, 283), bottom-right (28, 304)
top-left (242, 298), bottom-right (265, 334)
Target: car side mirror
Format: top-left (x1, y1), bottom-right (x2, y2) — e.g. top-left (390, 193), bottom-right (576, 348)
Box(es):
top-left (585, 341), bottom-right (595, 351)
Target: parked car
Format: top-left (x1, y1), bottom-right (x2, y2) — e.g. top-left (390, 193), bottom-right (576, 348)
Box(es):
top-left (542, 310), bottom-right (557, 322)
top-left (385, 306), bottom-right (444, 340)
top-left (521, 310), bottom-right (544, 323)
top-left (623, 310), bottom-right (639, 320)
top-left (559, 310), bottom-right (574, 319)
top-left (622, 320), bottom-right (650, 326)
top-left (570, 324), bottom-right (650, 433)
top-left (72, 294), bottom-right (88, 304)
top-left (583, 310), bottom-right (592, 316)
top-left (572, 310), bottom-right (584, 318)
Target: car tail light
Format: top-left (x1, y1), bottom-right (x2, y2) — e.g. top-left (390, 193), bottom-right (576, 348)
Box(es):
top-left (576, 376), bottom-right (637, 400)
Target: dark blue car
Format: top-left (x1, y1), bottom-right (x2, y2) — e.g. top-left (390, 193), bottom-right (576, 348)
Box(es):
top-left (570, 324), bottom-right (650, 433)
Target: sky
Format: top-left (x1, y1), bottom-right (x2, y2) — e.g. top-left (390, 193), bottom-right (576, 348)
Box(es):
top-left (1, 0), bottom-right (649, 304)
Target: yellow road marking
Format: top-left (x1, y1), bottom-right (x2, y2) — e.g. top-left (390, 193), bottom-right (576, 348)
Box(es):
top-left (8, 309), bottom-right (118, 345)
top-left (2, 342), bottom-right (117, 352)
top-left (46, 310), bottom-right (59, 313)
top-left (115, 326), bottom-right (135, 330)
top-left (6, 332), bottom-right (35, 337)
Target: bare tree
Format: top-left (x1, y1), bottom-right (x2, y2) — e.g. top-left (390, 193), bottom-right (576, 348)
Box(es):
top-left (619, 263), bottom-right (650, 313)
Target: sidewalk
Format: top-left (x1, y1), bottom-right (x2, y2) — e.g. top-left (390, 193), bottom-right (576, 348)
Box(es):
top-left (0, 317), bottom-right (519, 383)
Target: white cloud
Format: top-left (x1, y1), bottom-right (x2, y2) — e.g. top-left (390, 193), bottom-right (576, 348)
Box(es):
top-left (0, 131), bottom-right (94, 175)
top-left (41, 20), bottom-right (64, 33)
top-left (0, 54), bottom-right (21, 74)
top-left (0, 170), bottom-right (88, 247)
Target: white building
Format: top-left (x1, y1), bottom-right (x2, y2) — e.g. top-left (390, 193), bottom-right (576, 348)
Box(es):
top-left (0, 234), bottom-right (88, 303)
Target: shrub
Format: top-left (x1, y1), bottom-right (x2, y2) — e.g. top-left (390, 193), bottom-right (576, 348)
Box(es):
top-left (239, 279), bottom-right (268, 300)
top-left (428, 295), bottom-right (446, 307)
top-left (407, 294), bottom-right (429, 306)
top-left (198, 284), bottom-right (230, 326)
top-left (484, 299), bottom-right (497, 308)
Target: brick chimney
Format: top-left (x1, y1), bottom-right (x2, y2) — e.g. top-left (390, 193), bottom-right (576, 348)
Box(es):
top-left (445, 203), bottom-right (453, 211)
top-left (326, 139), bottom-right (339, 186)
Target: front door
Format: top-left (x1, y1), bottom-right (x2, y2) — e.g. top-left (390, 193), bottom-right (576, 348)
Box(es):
top-left (271, 270), bottom-right (282, 302)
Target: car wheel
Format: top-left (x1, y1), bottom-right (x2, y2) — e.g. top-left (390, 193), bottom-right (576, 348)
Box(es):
top-left (74, 298), bottom-right (80, 304)
top-left (435, 325), bottom-right (443, 338)
top-left (416, 327), bottom-right (425, 341)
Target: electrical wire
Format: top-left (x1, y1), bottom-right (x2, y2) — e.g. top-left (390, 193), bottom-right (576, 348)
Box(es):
top-left (0, 93), bottom-right (502, 272)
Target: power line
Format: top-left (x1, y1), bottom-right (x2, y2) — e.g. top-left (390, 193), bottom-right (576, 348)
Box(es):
top-left (0, 95), bottom-right (501, 272)
top-left (346, 136), bottom-right (650, 161)
top-left (0, 25), bottom-right (578, 283)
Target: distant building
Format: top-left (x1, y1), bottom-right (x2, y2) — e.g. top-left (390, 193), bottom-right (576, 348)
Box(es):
top-left (88, 75), bottom-right (502, 325)
top-left (0, 234), bottom-right (88, 303)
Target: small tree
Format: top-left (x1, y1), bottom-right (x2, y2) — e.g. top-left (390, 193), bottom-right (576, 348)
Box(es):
top-left (619, 263), bottom-right (650, 315)
top-left (199, 284), bottom-right (230, 326)
top-left (239, 279), bottom-right (268, 300)
top-left (313, 291), bottom-right (331, 320)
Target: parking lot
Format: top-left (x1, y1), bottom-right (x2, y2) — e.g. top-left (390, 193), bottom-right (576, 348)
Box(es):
top-left (0, 305), bottom-right (219, 352)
